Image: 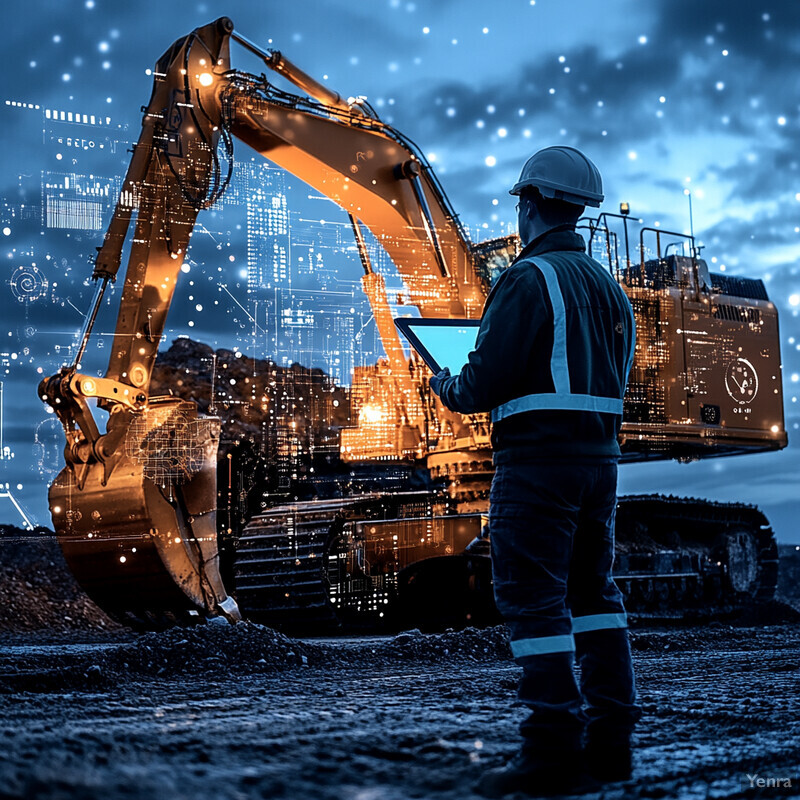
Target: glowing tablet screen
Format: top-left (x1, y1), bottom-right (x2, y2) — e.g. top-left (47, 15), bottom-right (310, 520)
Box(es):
top-left (394, 318), bottom-right (480, 375)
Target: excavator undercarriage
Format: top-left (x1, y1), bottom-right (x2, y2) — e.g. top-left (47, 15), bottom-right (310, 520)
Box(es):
top-left (38, 18), bottom-right (788, 633)
top-left (230, 493), bottom-right (779, 635)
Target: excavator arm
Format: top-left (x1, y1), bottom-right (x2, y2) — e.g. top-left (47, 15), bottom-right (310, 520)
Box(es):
top-left (39, 17), bottom-right (489, 625)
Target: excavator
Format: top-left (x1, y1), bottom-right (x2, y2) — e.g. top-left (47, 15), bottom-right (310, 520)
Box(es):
top-left (39, 18), bottom-right (787, 631)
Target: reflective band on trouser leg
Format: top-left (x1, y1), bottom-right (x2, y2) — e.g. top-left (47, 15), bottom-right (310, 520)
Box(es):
top-left (510, 634), bottom-right (576, 658)
top-left (491, 393), bottom-right (623, 423)
top-left (572, 613), bottom-right (628, 634)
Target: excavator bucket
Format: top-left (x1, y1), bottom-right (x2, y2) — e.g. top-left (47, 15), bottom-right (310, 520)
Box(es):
top-left (50, 399), bottom-right (240, 627)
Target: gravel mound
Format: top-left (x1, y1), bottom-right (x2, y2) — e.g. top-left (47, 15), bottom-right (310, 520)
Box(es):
top-left (373, 625), bottom-right (511, 662)
top-left (629, 616), bottom-right (800, 653)
top-left (4, 613), bottom-right (799, 694)
top-left (0, 622), bottom-right (513, 693)
top-left (0, 527), bottom-right (121, 636)
top-left (97, 623), bottom-right (513, 678)
top-left (103, 622), bottom-right (312, 676)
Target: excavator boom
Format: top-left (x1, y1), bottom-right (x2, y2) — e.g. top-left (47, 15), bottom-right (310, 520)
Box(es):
top-left (38, 18), bottom-right (488, 625)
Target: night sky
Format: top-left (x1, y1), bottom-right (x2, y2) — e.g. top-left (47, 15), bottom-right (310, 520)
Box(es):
top-left (3, 0), bottom-right (800, 542)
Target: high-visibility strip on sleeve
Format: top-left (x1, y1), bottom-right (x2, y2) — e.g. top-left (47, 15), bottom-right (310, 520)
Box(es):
top-left (491, 393), bottom-right (624, 422)
top-left (531, 257), bottom-right (571, 394)
top-left (594, 260), bottom-right (637, 388)
top-left (572, 612), bottom-right (628, 634)
top-left (623, 296), bottom-right (637, 385)
top-left (510, 633), bottom-right (576, 658)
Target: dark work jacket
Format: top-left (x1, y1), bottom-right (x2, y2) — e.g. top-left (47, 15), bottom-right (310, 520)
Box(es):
top-left (437, 226), bottom-right (636, 463)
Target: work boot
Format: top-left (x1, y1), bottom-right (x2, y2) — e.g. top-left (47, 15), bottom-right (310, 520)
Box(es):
top-left (585, 732), bottom-right (633, 783)
top-left (476, 750), bottom-right (598, 798)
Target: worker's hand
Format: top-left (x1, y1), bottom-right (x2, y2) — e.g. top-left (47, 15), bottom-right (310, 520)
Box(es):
top-left (429, 367), bottom-right (451, 396)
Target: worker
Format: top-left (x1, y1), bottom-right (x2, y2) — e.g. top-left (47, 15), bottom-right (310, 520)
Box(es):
top-left (429, 145), bottom-right (641, 797)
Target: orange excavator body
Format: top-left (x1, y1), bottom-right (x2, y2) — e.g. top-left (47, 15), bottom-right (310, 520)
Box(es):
top-left (39, 19), bottom-right (786, 628)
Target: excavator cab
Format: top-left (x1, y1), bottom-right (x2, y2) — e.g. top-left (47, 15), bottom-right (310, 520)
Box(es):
top-left (470, 235), bottom-right (521, 286)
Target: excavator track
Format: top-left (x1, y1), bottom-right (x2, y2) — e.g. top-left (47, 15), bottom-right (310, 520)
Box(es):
top-left (233, 493), bottom-right (489, 634)
top-left (615, 494), bottom-right (778, 613)
top-left (233, 506), bottom-right (341, 633)
top-left (233, 492), bottom-right (779, 634)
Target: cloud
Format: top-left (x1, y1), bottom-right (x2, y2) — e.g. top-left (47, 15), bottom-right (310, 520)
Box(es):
top-left (658, 0), bottom-right (800, 62)
top-left (711, 145), bottom-right (800, 203)
top-left (390, 0), bottom-right (798, 184)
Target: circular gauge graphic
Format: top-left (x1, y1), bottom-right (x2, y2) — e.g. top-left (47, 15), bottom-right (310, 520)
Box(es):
top-left (724, 357), bottom-right (758, 405)
top-left (10, 265), bottom-right (48, 303)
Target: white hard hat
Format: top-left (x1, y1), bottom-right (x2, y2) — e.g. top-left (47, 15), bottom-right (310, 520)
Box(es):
top-left (510, 145), bottom-right (604, 207)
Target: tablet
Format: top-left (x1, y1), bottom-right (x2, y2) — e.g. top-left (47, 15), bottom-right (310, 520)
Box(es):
top-left (394, 317), bottom-right (481, 374)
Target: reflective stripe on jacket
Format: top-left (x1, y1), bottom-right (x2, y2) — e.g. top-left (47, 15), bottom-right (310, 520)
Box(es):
top-left (490, 254), bottom-right (636, 423)
top-left (436, 227), bottom-right (636, 461)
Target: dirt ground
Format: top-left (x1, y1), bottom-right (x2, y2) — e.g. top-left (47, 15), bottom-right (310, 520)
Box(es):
top-left (1, 531), bottom-right (800, 799)
top-left (0, 622), bottom-right (798, 800)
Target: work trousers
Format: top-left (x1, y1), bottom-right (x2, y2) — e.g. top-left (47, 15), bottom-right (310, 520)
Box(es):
top-left (489, 460), bottom-right (641, 755)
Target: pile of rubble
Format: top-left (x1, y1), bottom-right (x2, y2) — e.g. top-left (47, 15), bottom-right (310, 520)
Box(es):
top-left (0, 620), bottom-right (513, 693)
top-left (91, 622), bottom-right (511, 679)
top-left (377, 625), bottom-right (511, 663)
top-left (102, 622), bottom-right (314, 676)
top-left (0, 527), bottom-right (120, 637)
